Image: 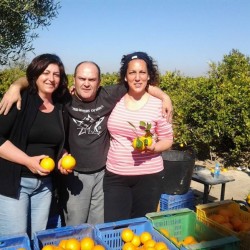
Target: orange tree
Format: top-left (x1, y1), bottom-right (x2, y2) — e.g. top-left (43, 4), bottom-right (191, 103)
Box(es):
top-left (160, 49), bottom-right (250, 166)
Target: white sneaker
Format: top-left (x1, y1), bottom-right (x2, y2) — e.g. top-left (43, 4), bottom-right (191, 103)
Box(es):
top-left (246, 168), bottom-right (250, 173)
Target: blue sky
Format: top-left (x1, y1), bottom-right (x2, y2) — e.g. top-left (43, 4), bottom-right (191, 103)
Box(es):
top-left (27, 0), bottom-right (250, 76)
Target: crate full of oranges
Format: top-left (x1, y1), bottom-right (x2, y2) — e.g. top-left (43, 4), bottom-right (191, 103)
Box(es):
top-left (33, 224), bottom-right (107, 250)
top-left (94, 217), bottom-right (178, 250)
top-left (146, 208), bottom-right (239, 250)
top-left (196, 200), bottom-right (250, 250)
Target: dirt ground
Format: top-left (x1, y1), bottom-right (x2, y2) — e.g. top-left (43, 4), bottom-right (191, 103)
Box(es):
top-left (191, 160), bottom-right (250, 205)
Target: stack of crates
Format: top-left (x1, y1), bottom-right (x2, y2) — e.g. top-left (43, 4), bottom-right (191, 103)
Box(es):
top-left (196, 200), bottom-right (250, 250)
top-left (0, 233), bottom-right (31, 250)
top-left (94, 217), bottom-right (178, 250)
top-left (160, 189), bottom-right (195, 211)
top-left (146, 208), bottom-right (240, 250)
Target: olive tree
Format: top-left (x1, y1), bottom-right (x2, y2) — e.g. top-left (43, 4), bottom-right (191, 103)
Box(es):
top-left (0, 0), bottom-right (60, 65)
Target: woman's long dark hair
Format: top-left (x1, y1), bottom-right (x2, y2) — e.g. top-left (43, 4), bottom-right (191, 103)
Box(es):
top-left (26, 54), bottom-right (70, 103)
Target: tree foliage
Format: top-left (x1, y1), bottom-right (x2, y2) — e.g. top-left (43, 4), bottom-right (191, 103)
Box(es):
top-left (0, 0), bottom-right (60, 65)
top-left (0, 49), bottom-right (249, 166)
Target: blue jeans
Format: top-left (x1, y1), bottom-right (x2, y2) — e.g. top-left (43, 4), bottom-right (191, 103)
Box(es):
top-left (0, 177), bottom-right (52, 239)
top-left (61, 169), bottom-right (104, 225)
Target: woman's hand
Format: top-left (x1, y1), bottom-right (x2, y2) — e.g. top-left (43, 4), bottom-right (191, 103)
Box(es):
top-left (26, 155), bottom-right (51, 176)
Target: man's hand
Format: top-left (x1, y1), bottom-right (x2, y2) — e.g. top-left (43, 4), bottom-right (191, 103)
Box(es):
top-left (162, 97), bottom-right (173, 123)
top-left (0, 84), bottom-right (22, 115)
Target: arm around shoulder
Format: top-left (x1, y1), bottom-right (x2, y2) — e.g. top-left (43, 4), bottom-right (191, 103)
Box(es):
top-left (0, 77), bottom-right (28, 115)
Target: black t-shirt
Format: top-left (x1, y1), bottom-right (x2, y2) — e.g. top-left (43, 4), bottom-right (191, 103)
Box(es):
top-left (64, 84), bottom-right (127, 173)
top-left (22, 107), bottom-right (64, 176)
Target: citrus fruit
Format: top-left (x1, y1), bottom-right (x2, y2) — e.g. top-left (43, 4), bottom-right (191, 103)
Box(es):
top-left (140, 232), bottom-right (152, 244)
top-left (154, 241), bottom-right (168, 250)
top-left (121, 228), bottom-right (134, 243)
top-left (42, 245), bottom-right (55, 250)
top-left (159, 228), bottom-right (169, 237)
top-left (143, 239), bottom-right (156, 248)
top-left (58, 239), bottom-right (67, 249)
top-left (183, 236), bottom-right (196, 245)
top-left (40, 157), bottom-right (55, 171)
top-left (132, 137), bottom-right (145, 151)
top-left (131, 235), bottom-right (141, 247)
top-left (65, 238), bottom-right (81, 250)
top-left (143, 136), bottom-right (153, 147)
top-left (92, 245), bottom-right (105, 250)
top-left (80, 237), bottom-right (95, 250)
top-left (122, 242), bottom-right (136, 250)
top-left (61, 154), bottom-right (76, 170)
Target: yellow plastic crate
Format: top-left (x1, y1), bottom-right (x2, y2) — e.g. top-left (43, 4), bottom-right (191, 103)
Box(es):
top-left (196, 200), bottom-right (250, 250)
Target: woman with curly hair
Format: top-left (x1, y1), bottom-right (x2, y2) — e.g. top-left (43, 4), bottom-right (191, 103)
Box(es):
top-left (104, 52), bottom-right (173, 222)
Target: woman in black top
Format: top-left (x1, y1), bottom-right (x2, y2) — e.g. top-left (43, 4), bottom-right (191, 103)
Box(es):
top-left (0, 54), bottom-right (69, 238)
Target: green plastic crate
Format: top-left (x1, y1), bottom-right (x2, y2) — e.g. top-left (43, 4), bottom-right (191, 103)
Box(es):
top-left (146, 209), bottom-right (240, 250)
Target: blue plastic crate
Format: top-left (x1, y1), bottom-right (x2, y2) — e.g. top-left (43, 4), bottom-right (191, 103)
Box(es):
top-left (94, 217), bottom-right (178, 250)
top-left (160, 189), bottom-right (194, 211)
top-left (33, 224), bottom-right (105, 250)
top-left (0, 233), bottom-right (31, 250)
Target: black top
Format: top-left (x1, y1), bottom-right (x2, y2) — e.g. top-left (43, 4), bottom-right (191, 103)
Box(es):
top-left (63, 84), bottom-right (127, 173)
top-left (0, 90), bottom-right (65, 198)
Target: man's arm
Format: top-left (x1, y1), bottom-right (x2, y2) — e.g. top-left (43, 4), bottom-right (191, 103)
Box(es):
top-left (148, 85), bottom-right (173, 123)
top-left (0, 77), bottom-right (28, 115)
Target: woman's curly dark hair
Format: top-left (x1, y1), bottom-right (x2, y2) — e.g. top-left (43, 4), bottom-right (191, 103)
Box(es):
top-left (118, 51), bottom-right (160, 88)
top-left (26, 54), bottom-right (70, 103)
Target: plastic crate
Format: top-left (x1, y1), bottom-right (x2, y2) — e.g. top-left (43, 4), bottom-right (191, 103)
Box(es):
top-left (160, 189), bottom-right (194, 211)
top-left (0, 233), bottom-right (31, 250)
top-left (94, 217), bottom-right (178, 250)
top-left (196, 200), bottom-right (250, 250)
top-left (146, 209), bottom-right (240, 250)
top-left (33, 224), bottom-right (105, 250)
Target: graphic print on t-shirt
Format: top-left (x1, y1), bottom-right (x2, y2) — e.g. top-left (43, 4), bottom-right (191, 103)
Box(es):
top-left (72, 116), bottom-right (104, 136)
top-left (71, 102), bottom-right (105, 136)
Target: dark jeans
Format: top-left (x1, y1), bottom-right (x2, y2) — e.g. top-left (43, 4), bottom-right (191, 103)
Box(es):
top-left (103, 170), bottom-right (164, 222)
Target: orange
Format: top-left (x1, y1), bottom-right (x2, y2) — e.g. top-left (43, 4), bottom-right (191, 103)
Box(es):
top-left (65, 238), bottom-right (81, 250)
top-left (40, 157), bottom-right (55, 171)
top-left (154, 242), bottom-right (168, 250)
top-left (183, 236), bottom-right (196, 245)
top-left (131, 235), bottom-right (141, 247)
top-left (218, 208), bottom-right (234, 218)
top-left (92, 245), bottom-right (105, 250)
top-left (143, 136), bottom-right (153, 147)
top-left (143, 239), bottom-right (156, 248)
top-left (238, 222), bottom-right (250, 232)
top-left (61, 154), bottom-right (76, 170)
top-left (42, 245), bottom-right (55, 250)
top-left (58, 239), bottom-right (67, 249)
top-left (159, 228), bottom-right (169, 237)
top-left (132, 137), bottom-right (145, 151)
top-left (169, 237), bottom-right (179, 246)
top-left (209, 214), bottom-right (226, 224)
top-left (230, 216), bottom-right (242, 231)
top-left (121, 228), bottom-right (134, 243)
top-left (80, 237), bottom-right (95, 250)
top-left (122, 242), bottom-right (136, 250)
top-left (140, 232), bottom-right (152, 244)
